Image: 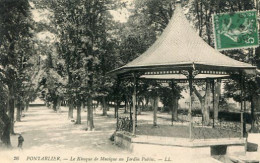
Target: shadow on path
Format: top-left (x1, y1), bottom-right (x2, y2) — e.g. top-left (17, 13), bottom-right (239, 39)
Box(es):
top-left (11, 106), bottom-right (125, 154)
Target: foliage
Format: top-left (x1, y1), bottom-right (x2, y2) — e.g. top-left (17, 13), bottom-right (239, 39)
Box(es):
top-left (48, 0), bottom-right (121, 106)
top-left (159, 83), bottom-right (183, 111)
top-left (0, 0), bottom-right (35, 145)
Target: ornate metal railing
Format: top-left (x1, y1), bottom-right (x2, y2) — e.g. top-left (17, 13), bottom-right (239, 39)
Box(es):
top-left (117, 117), bottom-right (133, 132)
top-left (214, 119), bottom-right (241, 133)
top-left (191, 118), bottom-right (241, 140)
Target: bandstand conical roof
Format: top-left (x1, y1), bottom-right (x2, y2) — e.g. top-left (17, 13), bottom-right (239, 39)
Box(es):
top-left (110, 2), bottom-right (256, 76)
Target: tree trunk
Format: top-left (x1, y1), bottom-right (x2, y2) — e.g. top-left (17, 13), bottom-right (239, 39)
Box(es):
top-left (107, 101), bottom-right (110, 111)
top-left (75, 103), bottom-right (81, 124)
top-left (145, 97), bottom-right (149, 108)
top-left (93, 101), bottom-right (96, 114)
top-left (53, 98), bottom-right (57, 112)
top-left (46, 102), bottom-right (50, 109)
top-left (153, 96), bottom-right (159, 126)
top-left (93, 102), bottom-right (96, 109)
top-left (102, 96), bottom-right (107, 116)
top-left (127, 100), bottom-right (131, 112)
top-left (129, 101), bottom-right (132, 121)
top-left (0, 110), bottom-right (11, 147)
top-left (171, 81), bottom-right (178, 121)
top-left (96, 101), bottom-right (100, 108)
top-left (204, 80), bottom-right (211, 126)
top-left (214, 79), bottom-right (221, 120)
top-left (193, 83), bottom-right (210, 126)
top-left (68, 99), bottom-right (73, 119)
top-left (195, 0), bottom-right (202, 36)
top-left (114, 101), bottom-right (119, 118)
top-left (21, 104), bottom-right (24, 116)
top-left (16, 103), bottom-right (21, 122)
top-left (251, 95), bottom-right (260, 132)
top-left (205, 3), bottom-right (213, 45)
top-left (172, 96), bottom-right (178, 121)
top-left (82, 101), bottom-right (86, 110)
top-left (25, 100), bottom-right (29, 112)
top-left (141, 100), bottom-right (145, 113)
top-left (8, 84), bottom-right (15, 135)
top-left (124, 97), bottom-right (128, 113)
top-left (57, 97), bottom-right (61, 112)
top-left (87, 97), bottom-right (94, 131)
top-left (137, 100), bottom-right (142, 115)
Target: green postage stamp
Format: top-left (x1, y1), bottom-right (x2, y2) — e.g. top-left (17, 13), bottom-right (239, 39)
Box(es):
top-left (213, 10), bottom-right (259, 51)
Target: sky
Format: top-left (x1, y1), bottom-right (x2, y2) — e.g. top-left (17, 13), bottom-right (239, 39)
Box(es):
top-left (110, 0), bottom-right (133, 23)
top-left (30, 2), bottom-right (52, 24)
top-left (30, 1), bottom-right (133, 24)
top-left (30, 0), bottom-right (133, 42)
top-left (110, 7), bottom-right (131, 23)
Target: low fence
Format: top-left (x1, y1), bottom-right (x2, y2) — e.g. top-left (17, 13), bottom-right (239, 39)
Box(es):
top-left (116, 110), bottom-right (243, 140)
top-left (116, 117), bottom-right (133, 132)
top-left (192, 117), bottom-right (241, 140)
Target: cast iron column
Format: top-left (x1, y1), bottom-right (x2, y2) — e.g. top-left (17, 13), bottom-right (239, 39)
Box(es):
top-left (212, 79), bottom-right (215, 128)
top-left (240, 72), bottom-right (244, 138)
top-left (135, 77), bottom-right (139, 127)
top-left (132, 73), bottom-right (137, 135)
top-left (116, 78), bottom-right (120, 126)
top-left (188, 70), bottom-right (193, 140)
top-left (171, 80), bottom-right (175, 126)
top-left (115, 77), bottom-right (120, 130)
